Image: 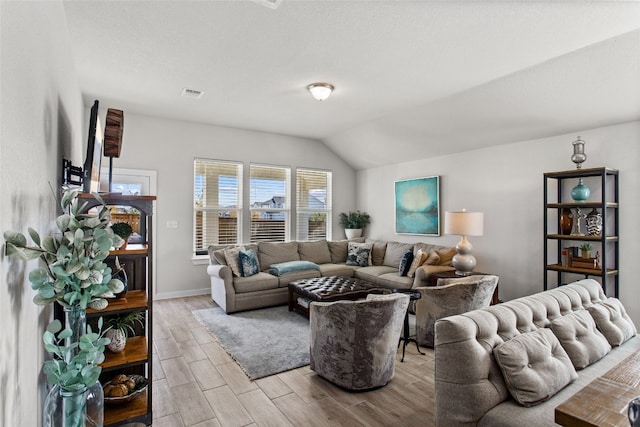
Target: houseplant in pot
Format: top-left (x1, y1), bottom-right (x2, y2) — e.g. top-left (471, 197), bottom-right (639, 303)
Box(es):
top-left (110, 222), bottom-right (133, 249)
top-left (339, 210), bottom-right (371, 238)
top-left (3, 188), bottom-right (124, 426)
top-left (105, 311), bottom-right (144, 353)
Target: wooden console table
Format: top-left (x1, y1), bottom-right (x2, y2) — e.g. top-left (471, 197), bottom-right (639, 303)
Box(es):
top-left (555, 350), bottom-right (640, 427)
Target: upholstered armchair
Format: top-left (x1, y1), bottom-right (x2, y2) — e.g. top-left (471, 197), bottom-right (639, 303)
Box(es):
top-left (309, 293), bottom-right (409, 390)
top-left (415, 274), bottom-right (499, 347)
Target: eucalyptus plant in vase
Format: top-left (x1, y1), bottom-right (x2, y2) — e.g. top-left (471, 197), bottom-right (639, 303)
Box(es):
top-left (3, 188), bottom-right (124, 426)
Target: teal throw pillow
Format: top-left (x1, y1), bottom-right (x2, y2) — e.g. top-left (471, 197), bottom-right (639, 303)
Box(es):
top-left (239, 249), bottom-right (260, 277)
top-left (398, 250), bottom-right (414, 276)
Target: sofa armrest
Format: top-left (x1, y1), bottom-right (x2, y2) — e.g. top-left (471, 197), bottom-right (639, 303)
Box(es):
top-left (413, 265), bottom-right (455, 286)
top-left (207, 264), bottom-right (236, 312)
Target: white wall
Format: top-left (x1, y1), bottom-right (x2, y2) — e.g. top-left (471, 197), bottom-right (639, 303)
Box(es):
top-left (357, 121), bottom-right (640, 325)
top-left (106, 112), bottom-right (356, 298)
top-left (0, 1), bottom-right (83, 425)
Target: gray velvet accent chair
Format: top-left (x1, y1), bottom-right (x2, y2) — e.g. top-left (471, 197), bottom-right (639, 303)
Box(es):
top-left (415, 274), bottom-right (499, 348)
top-left (309, 293), bottom-right (409, 391)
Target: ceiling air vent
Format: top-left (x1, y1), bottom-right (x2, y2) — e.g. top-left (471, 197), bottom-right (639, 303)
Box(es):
top-left (181, 88), bottom-right (204, 99)
top-left (251, 0), bottom-right (282, 10)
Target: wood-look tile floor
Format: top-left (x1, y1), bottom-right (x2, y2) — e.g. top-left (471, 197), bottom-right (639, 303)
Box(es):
top-left (151, 295), bottom-right (436, 427)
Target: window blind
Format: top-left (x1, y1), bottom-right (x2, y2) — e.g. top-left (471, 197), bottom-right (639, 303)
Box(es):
top-left (296, 168), bottom-right (332, 241)
top-left (194, 159), bottom-right (242, 252)
top-left (249, 164), bottom-right (290, 243)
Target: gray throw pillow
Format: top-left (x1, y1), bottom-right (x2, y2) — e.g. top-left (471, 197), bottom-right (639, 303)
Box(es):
top-left (493, 328), bottom-right (577, 407)
top-left (346, 242), bottom-right (372, 267)
top-left (224, 246), bottom-right (246, 277)
top-left (550, 309), bottom-right (611, 370)
top-left (588, 298), bottom-right (637, 346)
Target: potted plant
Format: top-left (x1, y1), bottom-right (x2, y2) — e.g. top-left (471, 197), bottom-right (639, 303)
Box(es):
top-left (580, 243), bottom-right (593, 258)
top-left (111, 222), bottom-right (133, 248)
top-left (339, 210), bottom-right (371, 238)
top-left (105, 311), bottom-right (144, 353)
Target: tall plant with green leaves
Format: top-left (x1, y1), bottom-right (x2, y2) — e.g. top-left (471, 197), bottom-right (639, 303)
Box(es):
top-left (3, 189), bottom-right (124, 309)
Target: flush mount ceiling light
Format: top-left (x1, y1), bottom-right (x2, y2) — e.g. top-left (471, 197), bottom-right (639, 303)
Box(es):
top-left (307, 83), bottom-right (334, 101)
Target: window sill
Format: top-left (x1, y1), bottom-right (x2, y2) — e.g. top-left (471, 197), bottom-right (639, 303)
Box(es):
top-left (192, 256), bottom-right (209, 266)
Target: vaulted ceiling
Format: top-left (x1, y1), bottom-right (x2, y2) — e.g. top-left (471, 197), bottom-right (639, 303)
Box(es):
top-left (63, 1), bottom-right (640, 170)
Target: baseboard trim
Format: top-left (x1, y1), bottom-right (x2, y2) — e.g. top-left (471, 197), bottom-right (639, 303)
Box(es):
top-left (154, 288), bottom-right (210, 300)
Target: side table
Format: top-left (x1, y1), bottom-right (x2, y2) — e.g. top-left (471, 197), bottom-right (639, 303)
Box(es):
top-left (429, 271), bottom-right (500, 305)
top-left (392, 289), bottom-right (425, 362)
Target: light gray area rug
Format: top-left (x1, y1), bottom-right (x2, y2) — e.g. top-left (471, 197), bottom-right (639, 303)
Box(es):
top-left (192, 305), bottom-right (310, 380)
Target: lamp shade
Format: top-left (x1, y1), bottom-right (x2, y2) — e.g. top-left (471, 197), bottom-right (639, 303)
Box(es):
top-left (307, 83), bottom-right (334, 101)
top-left (444, 211), bottom-right (484, 236)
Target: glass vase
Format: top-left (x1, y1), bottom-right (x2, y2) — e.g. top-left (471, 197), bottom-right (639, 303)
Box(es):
top-left (43, 385), bottom-right (88, 427)
top-left (63, 305), bottom-right (87, 352)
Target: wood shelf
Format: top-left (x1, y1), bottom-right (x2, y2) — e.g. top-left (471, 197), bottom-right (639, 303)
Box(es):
top-left (110, 244), bottom-right (148, 256)
top-left (546, 264), bottom-right (618, 277)
top-left (104, 389), bottom-right (149, 426)
top-left (546, 234), bottom-right (619, 242)
top-left (87, 291), bottom-right (148, 316)
top-left (547, 202), bottom-right (618, 209)
top-left (101, 336), bottom-right (148, 370)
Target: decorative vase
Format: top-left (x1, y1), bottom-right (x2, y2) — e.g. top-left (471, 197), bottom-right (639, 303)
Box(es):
top-left (582, 250), bottom-right (591, 259)
top-left (43, 385), bottom-right (88, 427)
top-left (106, 328), bottom-right (127, 353)
top-left (42, 381), bottom-right (103, 427)
top-left (560, 208), bottom-right (573, 235)
top-left (344, 229), bottom-right (362, 239)
top-left (113, 268), bottom-right (128, 299)
top-left (585, 208), bottom-right (603, 236)
top-left (64, 305), bottom-right (87, 349)
top-left (571, 178), bottom-right (590, 202)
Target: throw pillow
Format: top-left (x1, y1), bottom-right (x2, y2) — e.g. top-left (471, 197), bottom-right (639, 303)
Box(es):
top-left (346, 242), bottom-right (373, 267)
top-left (239, 249), bottom-right (260, 277)
top-left (493, 328), bottom-right (577, 407)
top-left (436, 247), bottom-right (457, 267)
top-left (550, 309), bottom-right (611, 370)
top-left (424, 250), bottom-right (440, 266)
top-left (223, 246), bottom-right (246, 277)
top-left (398, 250), bottom-right (414, 276)
top-left (588, 298), bottom-right (637, 346)
top-left (407, 249), bottom-right (428, 278)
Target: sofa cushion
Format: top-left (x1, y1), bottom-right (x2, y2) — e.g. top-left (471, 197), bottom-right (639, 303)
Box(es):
top-left (298, 240), bottom-right (332, 264)
top-left (588, 297), bottom-right (637, 346)
top-left (383, 241), bottom-right (414, 268)
top-left (233, 272), bottom-right (280, 294)
top-left (493, 328), bottom-right (577, 407)
top-left (354, 266), bottom-right (397, 284)
top-left (224, 246), bottom-right (246, 277)
top-left (398, 250), bottom-right (414, 276)
top-left (258, 241), bottom-right (300, 270)
top-left (366, 239), bottom-right (388, 266)
top-left (407, 248), bottom-right (428, 278)
top-left (436, 247), bottom-right (457, 266)
top-left (346, 242), bottom-right (373, 267)
top-left (318, 263), bottom-right (356, 278)
top-left (376, 272), bottom-right (414, 290)
top-left (550, 309), bottom-right (611, 370)
top-left (327, 240), bottom-right (349, 263)
top-left (239, 249), bottom-right (260, 277)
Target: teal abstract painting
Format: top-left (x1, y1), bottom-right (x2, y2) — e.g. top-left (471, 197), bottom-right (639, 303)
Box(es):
top-left (395, 176), bottom-right (440, 235)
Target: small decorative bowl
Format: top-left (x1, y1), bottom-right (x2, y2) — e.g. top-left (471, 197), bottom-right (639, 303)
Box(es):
top-left (103, 374), bottom-right (148, 405)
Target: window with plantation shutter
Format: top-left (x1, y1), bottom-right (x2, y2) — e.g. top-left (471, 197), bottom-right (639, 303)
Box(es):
top-left (194, 159), bottom-right (242, 253)
top-left (249, 164), bottom-right (290, 243)
top-left (296, 168), bottom-right (332, 241)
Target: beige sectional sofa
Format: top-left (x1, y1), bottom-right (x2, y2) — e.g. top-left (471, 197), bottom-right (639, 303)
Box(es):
top-left (207, 238), bottom-right (456, 313)
top-left (435, 279), bottom-right (639, 426)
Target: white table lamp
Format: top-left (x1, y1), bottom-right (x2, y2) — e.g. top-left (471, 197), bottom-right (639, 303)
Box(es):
top-left (444, 210), bottom-right (484, 276)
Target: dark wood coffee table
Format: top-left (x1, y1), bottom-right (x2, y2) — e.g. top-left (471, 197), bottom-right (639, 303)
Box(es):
top-left (555, 349), bottom-right (640, 427)
top-left (288, 276), bottom-right (385, 318)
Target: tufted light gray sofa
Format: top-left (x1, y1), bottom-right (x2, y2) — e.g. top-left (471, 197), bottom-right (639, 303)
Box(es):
top-left (207, 238), bottom-right (456, 313)
top-left (434, 279), bottom-right (640, 426)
